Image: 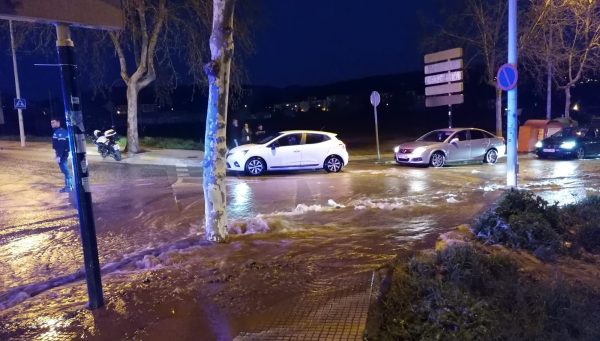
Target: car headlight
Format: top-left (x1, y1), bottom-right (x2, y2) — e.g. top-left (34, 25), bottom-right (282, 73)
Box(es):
top-left (393, 146), bottom-right (400, 153)
top-left (230, 149), bottom-right (249, 156)
top-left (412, 147), bottom-right (426, 155)
top-left (535, 141), bottom-right (542, 148)
top-left (560, 141), bottom-right (576, 149)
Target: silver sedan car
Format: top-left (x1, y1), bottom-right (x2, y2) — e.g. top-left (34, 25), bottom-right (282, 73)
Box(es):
top-left (393, 128), bottom-right (506, 167)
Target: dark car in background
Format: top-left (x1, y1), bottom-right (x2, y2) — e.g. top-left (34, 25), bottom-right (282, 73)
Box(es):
top-left (535, 127), bottom-right (600, 159)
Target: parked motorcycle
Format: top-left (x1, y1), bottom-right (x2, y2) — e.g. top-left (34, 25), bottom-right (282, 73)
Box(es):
top-left (92, 129), bottom-right (122, 161)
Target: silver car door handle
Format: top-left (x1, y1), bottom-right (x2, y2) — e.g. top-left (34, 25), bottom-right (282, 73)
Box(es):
top-left (293, 150), bottom-right (301, 152)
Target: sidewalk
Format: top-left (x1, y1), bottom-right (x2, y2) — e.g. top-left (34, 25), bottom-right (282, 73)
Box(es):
top-left (0, 140), bottom-right (389, 167)
top-left (0, 140), bottom-right (204, 167)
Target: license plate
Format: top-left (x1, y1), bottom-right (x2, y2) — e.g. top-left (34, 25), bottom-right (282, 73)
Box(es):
top-left (113, 144), bottom-right (120, 151)
top-left (543, 148), bottom-right (555, 153)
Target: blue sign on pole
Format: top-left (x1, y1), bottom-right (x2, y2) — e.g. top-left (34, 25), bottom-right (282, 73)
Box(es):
top-left (497, 64), bottom-right (518, 91)
top-left (13, 98), bottom-right (26, 110)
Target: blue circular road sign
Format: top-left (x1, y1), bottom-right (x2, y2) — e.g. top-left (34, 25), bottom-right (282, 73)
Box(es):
top-left (497, 63), bottom-right (518, 91)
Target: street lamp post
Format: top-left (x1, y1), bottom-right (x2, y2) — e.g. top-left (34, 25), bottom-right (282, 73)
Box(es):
top-left (506, 0), bottom-right (518, 188)
top-left (9, 20), bottom-right (26, 147)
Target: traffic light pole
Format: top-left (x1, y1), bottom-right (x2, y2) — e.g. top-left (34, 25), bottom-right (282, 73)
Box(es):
top-left (55, 23), bottom-right (104, 309)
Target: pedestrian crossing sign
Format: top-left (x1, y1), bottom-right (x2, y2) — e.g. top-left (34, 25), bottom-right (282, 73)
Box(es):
top-left (14, 98), bottom-right (26, 110)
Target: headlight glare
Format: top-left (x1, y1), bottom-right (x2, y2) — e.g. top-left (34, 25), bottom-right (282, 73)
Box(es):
top-left (560, 141), bottom-right (576, 149)
top-left (393, 146), bottom-right (400, 153)
top-left (412, 147), bottom-right (426, 155)
top-left (535, 141), bottom-right (542, 148)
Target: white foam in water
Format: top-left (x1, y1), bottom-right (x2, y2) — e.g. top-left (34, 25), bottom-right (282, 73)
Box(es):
top-left (446, 197), bottom-right (460, 203)
top-left (228, 217), bottom-right (271, 235)
top-left (327, 199), bottom-right (345, 208)
top-left (136, 254), bottom-right (162, 270)
top-left (0, 291), bottom-right (29, 310)
top-left (351, 198), bottom-right (405, 211)
top-left (480, 184), bottom-right (503, 192)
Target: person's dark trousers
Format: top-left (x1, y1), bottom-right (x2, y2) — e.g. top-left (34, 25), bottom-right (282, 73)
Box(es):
top-left (58, 155), bottom-right (72, 191)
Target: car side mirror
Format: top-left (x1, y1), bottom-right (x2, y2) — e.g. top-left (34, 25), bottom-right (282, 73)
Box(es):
top-left (450, 138), bottom-right (459, 144)
top-left (270, 144), bottom-right (277, 150)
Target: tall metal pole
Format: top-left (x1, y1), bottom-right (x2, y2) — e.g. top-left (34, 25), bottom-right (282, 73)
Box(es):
top-left (506, 0), bottom-right (518, 188)
top-left (9, 20), bottom-right (26, 147)
top-left (55, 23), bottom-right (104, 309)
top-left (546, 30), bottom-right (552, 120)
top-left (374, 106), bottom-right (381, 161)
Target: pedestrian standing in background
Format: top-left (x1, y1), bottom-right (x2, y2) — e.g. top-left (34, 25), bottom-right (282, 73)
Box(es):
top-left (228, 118), bottom-right (241, 148)
top-left (51, 118), bottom-right (72, 193)
top-left (241, 122), bottom-right (253, 144)
top-left (254, 123), bottom-right (266, 140)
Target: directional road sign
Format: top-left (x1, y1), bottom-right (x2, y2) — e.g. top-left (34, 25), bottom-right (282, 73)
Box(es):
top-left (425, 83), bottom-right (464, 96)
top-left (0, 0), bottom-right (123, 30)
top-left (424, 48), bottom-right (463, 64)
top-left (425, 94), bottom-right (464, 108)
top-left (497, 63), bottom-right (518, 91)
top-left (425, 71), bottom-right (463, 86)
top-left (424, 59), bottom-right (463, 75)
top-left (14, 98), bottom-right (26, 110)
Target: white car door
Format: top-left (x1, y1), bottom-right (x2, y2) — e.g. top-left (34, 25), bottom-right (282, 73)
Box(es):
top-left (446, 130), bottom-right (471, 161)
top-left (301, 133), bottom-right (330, 167)
top-left (266, 133), bottom-right (303, 169)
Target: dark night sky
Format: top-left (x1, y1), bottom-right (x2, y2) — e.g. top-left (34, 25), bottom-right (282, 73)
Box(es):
top-left (246, 0), bottom-right (434, 87)
top-left (0, 1), bottom-right (434, 102)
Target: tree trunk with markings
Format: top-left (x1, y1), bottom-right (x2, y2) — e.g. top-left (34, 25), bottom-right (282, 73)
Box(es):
top-left (203, 0), bottom-right (235, 242)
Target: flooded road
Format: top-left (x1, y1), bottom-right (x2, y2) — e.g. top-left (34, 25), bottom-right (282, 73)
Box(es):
top-left (1, 148), bottom-right (599, 339)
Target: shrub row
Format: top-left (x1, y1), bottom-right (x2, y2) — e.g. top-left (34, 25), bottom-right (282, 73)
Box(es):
top-left (473, 190), bottom-right (600, 256)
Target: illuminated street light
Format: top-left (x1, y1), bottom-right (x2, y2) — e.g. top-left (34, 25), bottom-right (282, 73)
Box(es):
top-left (572, 103), bottom-right (579, 111)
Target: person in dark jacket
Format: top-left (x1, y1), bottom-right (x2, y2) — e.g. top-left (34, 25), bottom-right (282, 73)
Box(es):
top-left (254, 123), bottom-right (266, 140)
top-left (228, 118), bottom-right (241, 148)
top-left (51, 118), bottom-right (71, 192)
top-left (241, 122), bottom-right (253, 144)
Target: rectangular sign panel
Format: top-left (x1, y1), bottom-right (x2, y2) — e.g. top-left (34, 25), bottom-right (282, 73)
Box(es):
top-left (425, 94), bottom-right (464, 108)
top-left (424, 59), bottom-right (463, 75)
top-left (0, 0), bottom-right (123, 30)
top-left (424, 71), bottom-right (463, 86)
top-left (425, 82), bottom-right (463, 96)
top-left (424, 48), bottom-right (463, 64)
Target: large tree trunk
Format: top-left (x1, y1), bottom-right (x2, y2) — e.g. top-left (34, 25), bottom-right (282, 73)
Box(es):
top-left (203, 0), bottom-right (235, 242)
top-left (126, 84), bottom-right (140, 154)
top-left (564, 86), bottom-right (571, 119)
top-left (495, 87), bottom-right (503, 137)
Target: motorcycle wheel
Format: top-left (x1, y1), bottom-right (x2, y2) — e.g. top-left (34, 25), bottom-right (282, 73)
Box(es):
top-left (112, 150), bottom-right (122, 161)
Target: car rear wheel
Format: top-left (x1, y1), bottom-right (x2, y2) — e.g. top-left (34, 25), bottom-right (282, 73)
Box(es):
top-left (484, 149), bottom-right (498, 164)
top-left (576, 147), bottom-right (585, 160)
top-left (324, 155), bottom-right (343, 173)
top-left (245, 157), bottom-right (266, 176)
top-left (429, 152), bottom-right (445, 168)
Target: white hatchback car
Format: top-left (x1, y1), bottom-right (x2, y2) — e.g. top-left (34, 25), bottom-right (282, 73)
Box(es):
top-left (226, 130), bottom-right (349, 176)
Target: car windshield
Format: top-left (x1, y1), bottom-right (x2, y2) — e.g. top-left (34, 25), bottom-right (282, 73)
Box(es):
top-left (258, 134), bottom-right (281, 144)
top-left (552, 127), bottom-right (585, 138)
top-left (417, 130), bottom-right (454, 142)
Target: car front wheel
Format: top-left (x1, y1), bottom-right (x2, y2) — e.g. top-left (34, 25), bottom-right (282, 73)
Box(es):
top-left (324, 155), bottom-right (343, 173)
top-left (484, 149), bottom-right (498, 164)
top-left (576, 147), bottom-right (585, 160)
top-left (245, 157), bottom-right (266, 176)
top-left (429, 152), bottom-right (445, 168)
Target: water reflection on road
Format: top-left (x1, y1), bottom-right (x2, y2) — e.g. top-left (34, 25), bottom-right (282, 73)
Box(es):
top-left (1, 155), bottom-right (600, 338)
